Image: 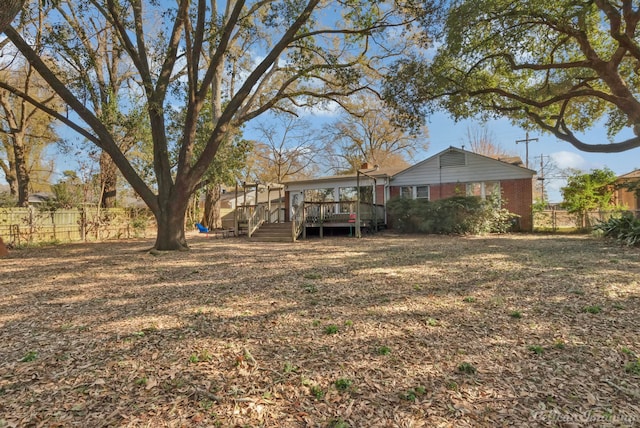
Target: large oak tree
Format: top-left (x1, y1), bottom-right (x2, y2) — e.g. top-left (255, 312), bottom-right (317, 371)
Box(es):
top-left (387, 0), bottom-right (640, 153)
top-left (2, 0), bottom-right (433, 250)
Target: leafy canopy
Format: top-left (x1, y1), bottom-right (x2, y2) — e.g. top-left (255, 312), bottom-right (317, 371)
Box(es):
top-left (386, 0), bottom-right (640, 153)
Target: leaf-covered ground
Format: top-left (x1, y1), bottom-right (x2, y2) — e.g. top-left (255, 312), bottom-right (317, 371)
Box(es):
top-left (1, 233), bottom-right (639, 427)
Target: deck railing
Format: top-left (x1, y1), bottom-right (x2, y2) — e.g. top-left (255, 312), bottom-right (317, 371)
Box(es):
top-left (302, 201), bottom-right (384, 225)
top-left (291, 203), bottom-right (304, 241)
top-left (246, 204), bottom-right (268, 238)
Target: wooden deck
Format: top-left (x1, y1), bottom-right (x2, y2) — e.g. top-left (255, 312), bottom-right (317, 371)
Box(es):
top-left (235, 201), bottom-right (386, 240)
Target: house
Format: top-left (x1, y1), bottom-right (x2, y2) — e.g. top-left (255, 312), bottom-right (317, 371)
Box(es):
top-left (281, 147), bottom-right (536, 236)
top-left (387, 147), bottom-right (536, 230)
top-left (283, 165), bottom-right (405, 236)
top-left (613, 169), bottom-right (640, 212)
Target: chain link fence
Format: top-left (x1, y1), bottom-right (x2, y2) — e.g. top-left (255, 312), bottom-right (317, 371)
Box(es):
top-left (533, 209), bottom-right (640, 232)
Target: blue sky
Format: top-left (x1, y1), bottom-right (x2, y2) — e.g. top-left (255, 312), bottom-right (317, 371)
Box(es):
top-left (49, 107), bottom-right (639, 203)
top-left (420, 113), bottom-right (640, 203)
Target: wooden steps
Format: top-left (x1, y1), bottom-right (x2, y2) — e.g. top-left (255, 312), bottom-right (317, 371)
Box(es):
top-left (249, 222), bottom-right (294, 242)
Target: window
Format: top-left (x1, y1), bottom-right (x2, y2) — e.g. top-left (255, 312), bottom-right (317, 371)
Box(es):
top-left (304, 188), bottom-right (335, 202)
top-left (400, 186), bottom-right (412, 199)
top-left (466, 182), bottom-right (500, 199)
top-left (416, 185), bottom-right (430, 200)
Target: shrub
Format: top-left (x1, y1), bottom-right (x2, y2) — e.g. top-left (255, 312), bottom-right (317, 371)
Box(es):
top-left (387, 195), bottom-right (517, 235)
top-left (594, 211), bottom-right (640, 246)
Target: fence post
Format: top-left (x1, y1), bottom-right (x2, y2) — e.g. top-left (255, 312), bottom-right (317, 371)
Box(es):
top-left (80, 207), bottom-right (86, 241)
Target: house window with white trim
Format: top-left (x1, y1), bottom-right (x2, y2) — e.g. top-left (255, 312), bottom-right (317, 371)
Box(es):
top-left (416, 185), bottom-right (430, 200)
top-left (400, 186), bottom-right (412, 199)
top-left (466, 181), bottom-right (500, 199)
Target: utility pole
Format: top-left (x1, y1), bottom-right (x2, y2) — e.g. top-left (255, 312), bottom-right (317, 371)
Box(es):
top-left (535, 154), bottom-right (552, 203)
top-left (516, 132), bottom-right (538, 168)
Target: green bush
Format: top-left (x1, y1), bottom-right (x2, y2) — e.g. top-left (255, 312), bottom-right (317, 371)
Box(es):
top-left (594, 211), bottom-right (640, 246)
top-left (387, 195), bottom-right (517, 235)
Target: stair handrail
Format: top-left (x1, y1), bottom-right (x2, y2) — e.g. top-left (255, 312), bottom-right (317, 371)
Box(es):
top-left (247, 204), bottom-right (267, 238)
top-left (291, 201), bottom-right (304, 241)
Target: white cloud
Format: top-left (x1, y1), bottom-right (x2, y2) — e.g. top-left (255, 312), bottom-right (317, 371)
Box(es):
top-left (550, 151), bottom-right (589, 171)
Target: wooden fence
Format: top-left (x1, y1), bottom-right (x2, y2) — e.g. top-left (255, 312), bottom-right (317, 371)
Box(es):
top-left (0, 207), bottom-right (156, 245)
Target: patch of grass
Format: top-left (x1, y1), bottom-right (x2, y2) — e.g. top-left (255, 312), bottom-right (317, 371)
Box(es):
top-left (311, 320), bottom-right (321, 327)
top-left (625, 360), bottom-right (640, 375)
top-left (283, 362), bottom-right (298, 374)
top-left (509, 310), bottom-right (522, 319)
top-left (528, 345), bottom-right (544, 355)
top-left (446, 381), bottom-right (458, 391)
top-left (344, 320), bottom-right (353, 327)
top-left (303, 273), bottom-right (322, 280)
top-left (376, 346), bottom-right (391, 355)
top-left (302, 283), bottom-right (317, 293)
top-left (324, 324), bottom-right (339, 335)
top-left (583, 305), bottom-right (602, 314)
top-left (402, 386), bottom-right (426, 401)
top-left (426, 317), bottom-right (439, 326)
top-left (334, 378), bottom-right (353, 392)
top-left (19, 351), bottom-right (38, 362)
top-left (553, 340), bottom-right (566, 350)
top-left (135, 376), bottom-right (148, 386)
top-left (569, 289), bottom-right (585, 295)
top-left (310, 385), bottom-right (325, 399)
top-left (621, 348), bottom-right (636, 357)
top-left (457, 362), bottom-right (476, 374)
top-left (189, 349), bottom-right (212, 364)
top-left (462, 296), bottom-right (476, 303)
top-left (329, 419), bottom-right (350, 428)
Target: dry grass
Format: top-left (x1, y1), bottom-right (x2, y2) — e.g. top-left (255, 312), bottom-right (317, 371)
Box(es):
top-left (1, 232), bottom-right (639, 427)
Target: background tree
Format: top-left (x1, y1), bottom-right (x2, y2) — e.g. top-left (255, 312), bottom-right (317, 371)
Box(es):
top-left (324, 93), bottom-right (429, 173)
top-left (2, 0), bottom-right (432, 250)
top-left (0, 6), bottom-right (59, 206)
top-left (246, 114), bottom-right (317, 184)
top-left (561, 168), bottom-right (617, 228)
top-left (387, 0), bottom-right (640, 153)
top-left (463, 125), bottom-right (510, 158)
top-left (42, 0), bottom-right (146, 209)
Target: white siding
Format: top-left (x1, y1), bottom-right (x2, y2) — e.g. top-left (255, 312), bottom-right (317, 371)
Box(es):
top-left (285, 177), bottom-right (376, 193)
top-left (391, 149), bottom-right (534, 186)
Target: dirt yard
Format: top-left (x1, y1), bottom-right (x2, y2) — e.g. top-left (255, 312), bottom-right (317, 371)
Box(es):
top-left (1, 232), bottom-right (639, 427)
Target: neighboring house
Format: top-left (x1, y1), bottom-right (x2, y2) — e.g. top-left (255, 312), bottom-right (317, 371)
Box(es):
top-left (283, 147), bottom-right (536, 232)
top-left (614, 169), bottom-right (640, 212)
top-left (388, 147), bottom-right (536, 230)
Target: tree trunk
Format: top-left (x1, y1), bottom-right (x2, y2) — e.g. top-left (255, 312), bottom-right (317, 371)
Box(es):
top-left (5, 169), bottom-right (18, 196)
top-left (0, 0), bottom-right (24, 32)
top-left (13, 135), bottom-right (29, 207)
top-left (100, 151), bottom-right (118, 208)
top-left (203, 183), bottom-right (222, 229)
top-left (153, 195), bottom-right (190, 251)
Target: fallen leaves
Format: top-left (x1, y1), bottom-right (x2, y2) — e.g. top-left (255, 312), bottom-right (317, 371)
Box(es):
top-left (0, 233), bottom-right (639, 426)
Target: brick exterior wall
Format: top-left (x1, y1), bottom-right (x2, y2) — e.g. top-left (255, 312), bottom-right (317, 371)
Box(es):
top-left (500, 178), bottom-right (533, 231)
top-left (429, 183), bottom-right (466, 200)
top-left (388, 178), bottom-right (534, 231)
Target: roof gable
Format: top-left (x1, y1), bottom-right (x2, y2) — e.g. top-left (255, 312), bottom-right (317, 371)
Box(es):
top-left (391, 147), bottom-right (535, 186)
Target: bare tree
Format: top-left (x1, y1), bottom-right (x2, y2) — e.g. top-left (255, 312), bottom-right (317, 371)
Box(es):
top-left (247, 115), bottom-right (317, 183)
top-left (463, 125), bottom-right (510, 158)
top-left (324, 94), bottom-right (428, 173)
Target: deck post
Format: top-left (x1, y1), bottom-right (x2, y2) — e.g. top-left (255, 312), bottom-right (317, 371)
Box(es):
top-left (356, 171), bottom-right (361, 238)
top-left (320, 204), bottom-right (324, 238)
